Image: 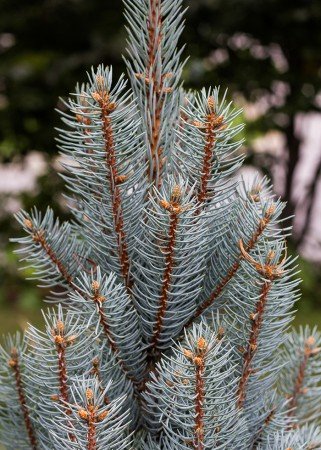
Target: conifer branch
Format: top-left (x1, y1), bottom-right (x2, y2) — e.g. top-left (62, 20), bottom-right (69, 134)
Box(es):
top-left (151, 185), bottom-right (182, 349)
top-left (92, 78), bottom-right (131, 290)
top-left (196, 96), bottom-right (226, 203)
top-left (237, 240), bottom-right (286, 408)
top-left (251, 407), bottom-right (276, 450)
top-left (4, 0), bottom-right (321, 447)
top-left (175, 87), bottom-right (243, 203)
top-left (287, 335), bottom-right (321, 424)
top-left (125, 0), bottom-right (185, 187)
top-left (145, 0), bottom-right (165, 186)
top-left (50, 379), bottom-right (131, 449)
top-left (51, 319), bottom-right (77, 443)
top-left (26, 218), bottom-right (84, 295)
top-left (90, 279), bottom-right (140, 385)
top-left (8, 347), bottom-right (38, 450)
top-left (184, 203), bottom-right (276, 328)
top-left (278, 327), bottom-right (321, 426)
top-left (190, 338), bottom-right (207, 449)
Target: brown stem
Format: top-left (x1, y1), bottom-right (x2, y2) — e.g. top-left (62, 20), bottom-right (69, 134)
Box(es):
top-left (52, 326), bottom-right (76, 443)
top-left (32, 230), bottom-right (84, 296)
top-left (194, 356), bottom-right (205, 449)
top-left (97, 96), bottom-right (131, 291)
top-left (251, 407), bottom-right (275, 449)
top-left (91, 358), bottom-right (109, 404)
top-left (146, 0), bottom-right (165, 186)
top-left (184, 206), bottom-right (275, 328)
top-left (237, 281), bottom-right (272, 408)
top-left (8, 350), bottom-right (38, 449)
top-left (287, 350), bottom-right (309, 424)
top-left (151, 210), bottom-right (179, 349)
top-left (197, 113), bottom-right (220, 204)
top-left (90, 287), bottom-right (141, 387)
top-left (55, 342), bottom-right (69, 405)
top-left (87, 412), bottom-right (96, 450)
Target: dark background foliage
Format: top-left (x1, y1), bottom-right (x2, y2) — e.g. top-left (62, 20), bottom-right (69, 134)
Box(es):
top-left (1, 0), bottom-right (321, 333)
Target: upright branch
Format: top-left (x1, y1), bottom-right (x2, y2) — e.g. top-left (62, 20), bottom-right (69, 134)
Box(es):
top-left (183, 337), bottom-right (208, 449)
top-left (151, 185), bottom-right (184, 349)
top-left (184, 204), bottom-right (276, 328)
top-left (287, 336), bottom-right (321, 424)
top-left (91, 358), bottom-right (109, 405)
top-left (92, 77), bottom-right (131, 290)
top-left (125, 0), bottom-right (185, 188)
top-left (195, 96), bottom-right (226, 204)
top-left (237, 241), bottom-right (286, 408)
top-left (51, 320), bottom-right (78, 442)
top-left (52, 321), bottom-right (71, 404)
top-left (90, 279), bottom-right (139, 386)
top-left (144, 0), bottom-right (164, 185)
top-left (8, 347), bottom-right (38, 450)
top-left (77, 388), bottom-right (108, 450)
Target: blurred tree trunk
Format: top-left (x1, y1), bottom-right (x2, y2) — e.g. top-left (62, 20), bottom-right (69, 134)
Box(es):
top-left (282, 115), bottom-right (301, 235)
top-left (296, 159), bottom-right (321, 248)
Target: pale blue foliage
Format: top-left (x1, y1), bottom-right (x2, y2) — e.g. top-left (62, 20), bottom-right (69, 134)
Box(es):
top-left (0, 333), bottom-right (39, 449)
top-left (143, 321), bottom-right (248, 448)
top-left (57, 65), bottom-right (147, 285)
top-left (69, 267), bottom-right (147, 384)
top-left (133, 176), bottom-right (212, 349)
top-left (278, 326), bottom-right (321, 424)
top-left (13, 207), bottom-right (90, 298)
top-left (50, 377), bottom-right (132, 449)
top-left (1, 0), bottom-right (321, 448)
top-left (174, 87), bottom-right (244, 192)
top-left (124, 0), bottom-right (186, 183)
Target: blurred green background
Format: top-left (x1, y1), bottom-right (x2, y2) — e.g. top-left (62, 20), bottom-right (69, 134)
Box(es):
top-left (1, 0), bottom-right (321, 336)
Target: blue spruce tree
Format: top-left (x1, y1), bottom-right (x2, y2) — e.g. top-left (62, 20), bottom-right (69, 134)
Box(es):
top-left (1, 0), bottom-right (321, 448)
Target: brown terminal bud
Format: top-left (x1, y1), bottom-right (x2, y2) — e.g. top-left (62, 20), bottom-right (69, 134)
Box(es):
top-left (51, 394), bottom-right (59, 401)
top-left (8, 359), bottom-right (17, 368)
top-left (54, 335), bottom-right (64, 345)
top-left (78, 409), bottom-right (89, 421)
top-left (24, 218), bottom-right (33, 230)
top-left (171, 185), bottom-right (182, 202)
top-left (208, 96), bottom-right (215, 110)
top-left (160, 199), bottom-right (170, 211)
top-left (197, 337), bottom-right (207, 351)
top-left (56, 320), bottom-right (64, 332)
top-left (107, 102), bottom-right (117, 112)
top-left (92, 357), bottom-right (99, 367)
top-left (193, 356), bottom-right (203, 367)
top-left (86, 388), bottom-right (94, 401)
top-left (306, 336), bottom-right (316, 347)
top-left (115, 175), bottom-right (128, 184)
top-left (66, 335), bottom-right (77, 346)
top-left (91, 280), bottom-right (100, 292)
top-left (193, 120), bottom-right (206, 129)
